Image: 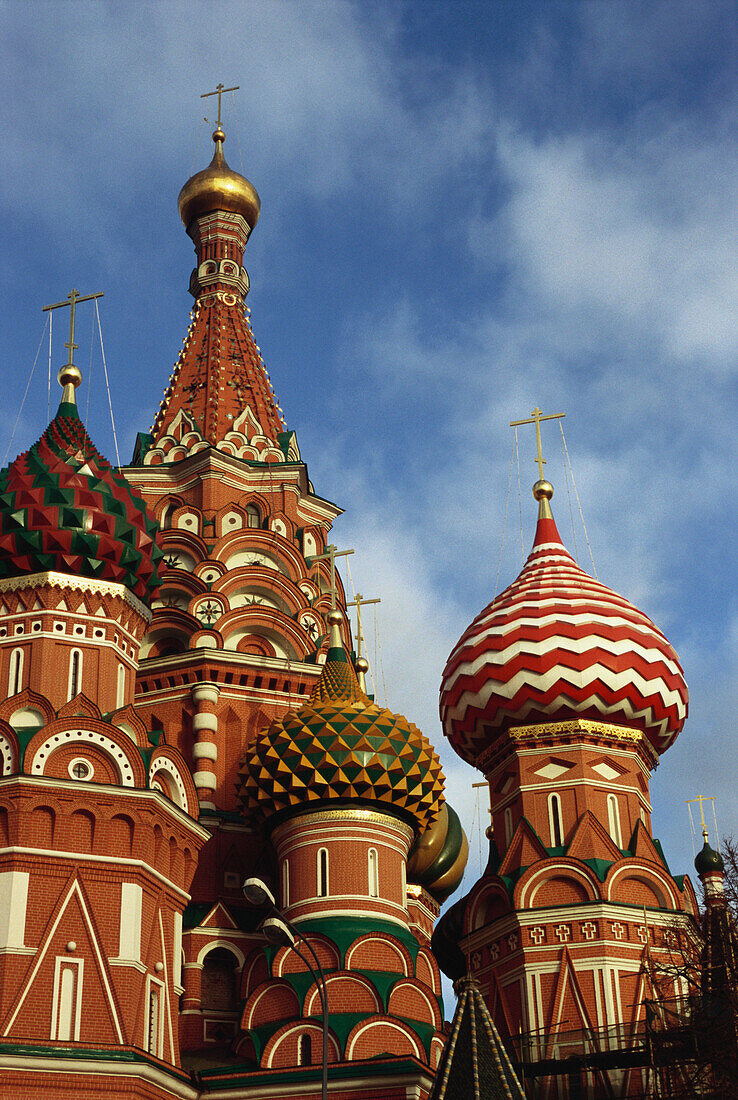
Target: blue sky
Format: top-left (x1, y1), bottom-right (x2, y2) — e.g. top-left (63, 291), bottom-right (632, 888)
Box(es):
top-left (1, 1), bottom-right (736, 905)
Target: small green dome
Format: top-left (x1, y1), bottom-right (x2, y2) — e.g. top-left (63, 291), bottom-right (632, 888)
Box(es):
top-left (695, 840), bottom-right (724, 876)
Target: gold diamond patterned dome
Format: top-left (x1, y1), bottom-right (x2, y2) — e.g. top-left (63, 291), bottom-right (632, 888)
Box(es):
top-left (178, 127), bottom-right (261, 230)
top-left (237, 615), bottom-right (445, 833)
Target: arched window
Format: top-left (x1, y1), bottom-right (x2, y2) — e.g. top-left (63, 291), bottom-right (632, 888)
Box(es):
top-left (299, 1032), bottom-right (312, 1066)
top-left (317, 848), bottom-right (329, 898)
top-left (8, 648), bottom-right (23, 696)
top-left (368, 848), bottom-right (379, 898)
top-left (201, 947), bottom-right (239, 1012)
top-left (607, 794), bottom-right (623, 848)
top-left (68, 649), bottom-right (82, 700)
top-left (282, 858), bottom-right (290, 907)
top-left (548, 793), bottom-right (564, 848)
top-left (116, 663), bottom-right (126, 708)
top-left (245, 504), bottom-right (261, 529)
top-left (504, 807), bottom-right (514, 848)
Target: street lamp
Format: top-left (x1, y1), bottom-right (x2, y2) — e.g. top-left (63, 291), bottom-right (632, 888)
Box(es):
top-left (243, 877), bottom-right (329, 1099)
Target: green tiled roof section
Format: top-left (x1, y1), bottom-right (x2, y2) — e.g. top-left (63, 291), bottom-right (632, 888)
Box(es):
top-left (197, 1056), bottom-right (430, 1089)
top-left (294, 915), bottom-right (422, 965)
top-left (0, 1038), bottom-right (190, 1080)
top-left (582, 858), bottom-right (615, 883)
top-left (264, 963), bottom-right (443, 1023)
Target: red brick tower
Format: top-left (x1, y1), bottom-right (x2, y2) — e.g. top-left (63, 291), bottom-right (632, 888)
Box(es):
top-left (120, 116), bottom-right (470, 1084)
top-left (0, 369), bottom-right (207, 1097)
top-left (122, 123), bottom-right (353, 1056)
top-left (435, 466), bottom-right (697, 1098)
top-left (0, 108), bottom-right (471, 1098)
top-left (226, 612), bottom-right (453, 1093)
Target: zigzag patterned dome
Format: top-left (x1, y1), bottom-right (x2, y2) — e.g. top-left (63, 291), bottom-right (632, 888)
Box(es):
top-left (0, 402), bottom-right (163, 605)
top-left (238, 619), bottom-right (445, 833)
top-left (440, 500), bottom-right (688, 766)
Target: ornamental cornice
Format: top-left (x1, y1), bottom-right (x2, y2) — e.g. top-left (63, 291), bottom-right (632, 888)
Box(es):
top-left (477, 718), bottom-right (657, 774)
top-left (271, 806), bottom-right (414, 842)
top-left (509, 718), bottom-right (642, 742)
top-left (0, 571), bottom-right (151, 622)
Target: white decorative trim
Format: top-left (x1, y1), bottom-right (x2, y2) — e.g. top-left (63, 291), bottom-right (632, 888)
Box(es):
top-left (193, 770), bottom-right (216, 788)
top-left (193, 713), bottom-right (217, 732)
top-left (0, 732), bottom-right (13, 775)
top-left (0, 571), bottom-right (151, 621)
top-left (192, 742), bottom-right (217, 762)
top-left (30, 729), bottom-right (135, 786)
top-left (149, 756), bottom-right (189, 812)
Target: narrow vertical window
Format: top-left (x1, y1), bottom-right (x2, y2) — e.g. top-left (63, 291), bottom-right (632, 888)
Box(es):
top-left (116, 663), bottom-right (126, 708)
top-left (147, 987), bottom-right (160, 1054)
top-left (548, 793), bottom-right (564, 848)
top-left (146, 979), bottom-right (164, 1056)
top-left (245, 504), bottom-right (260, 529)
top-left (317, 848), bottom-right (329, 898)
top-left (8, 648), bottom-right (23, 696)
top-left (68, 649), bottom-right (82, 700)
top-left (51, 957), bottom-right (83, 1041)
top-left (299, 1032), bottom-right (312, 1066)
top-left (368, 848), bottom-right (379, 898)
top-left (504, 808), bottom-right (514, 847)
top-left (282, 858), bottom-right (290, 907)
top-left (607, 794), bottom-right (623, 848)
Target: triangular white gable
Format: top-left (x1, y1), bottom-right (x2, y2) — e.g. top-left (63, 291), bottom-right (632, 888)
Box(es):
top-left (2, 877), bottom-right (122, 1041)
top-left (200, 901), bottom-right (239, 930)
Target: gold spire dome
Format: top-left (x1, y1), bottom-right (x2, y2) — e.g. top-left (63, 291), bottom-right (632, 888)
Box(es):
top-left (178, 127), bottom-right (261, 230)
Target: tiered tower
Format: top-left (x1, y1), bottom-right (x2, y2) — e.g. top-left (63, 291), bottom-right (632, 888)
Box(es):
top-left (123, 103), bottom-right (467, 1094)
top-left (227, 612), bottom-right (452, 1088)
top-left (0, 97), bottom-right (470, 1099)
top-left (0, 366), bottom-right (207, 1097)
top-left (435, 452), bottom-right (697, 1098)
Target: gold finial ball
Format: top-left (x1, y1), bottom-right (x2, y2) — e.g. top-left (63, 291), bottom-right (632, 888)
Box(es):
top-left (355, 656), bottom-right (369, 675)
top-left (178, 130), bottom-right (261, 231)
top-left (58, 364), bottom-right (82, 390)
top-left (326, 609), bottom-right (343, 627)
top-left (533, 479), bottom-right (554, 502)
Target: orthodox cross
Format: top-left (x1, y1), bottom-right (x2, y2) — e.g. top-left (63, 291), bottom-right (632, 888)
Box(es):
top-left (42, 288), bottom-right (104, 371)
top-left (510, 406), bottom-right (565, 480)
top-left (347, 592), bottom-right (381, 658)
top-left (310, 544), bottom-right (354, 610)
top-left (686, 794), bottom-right (717, 840)
top-left (201, 82), bottom-right (240, 129)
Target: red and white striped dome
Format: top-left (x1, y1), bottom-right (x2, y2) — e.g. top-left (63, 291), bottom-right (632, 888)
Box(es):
top-left (440, 509), bottom-right (688, 766)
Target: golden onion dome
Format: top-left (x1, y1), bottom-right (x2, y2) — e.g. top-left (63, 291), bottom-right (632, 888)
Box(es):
top-left (407, 802), bottom-right (469, 903)
top-left (237, 614), bottom-right (445, 834)
top-left (178, 127), bottom-right (261, 230)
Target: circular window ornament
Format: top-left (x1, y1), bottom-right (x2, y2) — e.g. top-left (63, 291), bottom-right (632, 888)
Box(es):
top-left (68, 758), bottom-right (93, 782)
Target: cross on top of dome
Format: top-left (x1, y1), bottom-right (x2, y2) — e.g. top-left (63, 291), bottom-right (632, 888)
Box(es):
top-left (200, 81), bottom-right (239, 133)
top-left (510, 405), bottom-right (565, 517)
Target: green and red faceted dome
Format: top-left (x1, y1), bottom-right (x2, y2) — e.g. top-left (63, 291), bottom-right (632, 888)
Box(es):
top-left (239, 617), bottom-right (445, 833)
top-left (440, 492), bottom-right (689, 766)
top-left (0, 403), bottom-right (162, 604)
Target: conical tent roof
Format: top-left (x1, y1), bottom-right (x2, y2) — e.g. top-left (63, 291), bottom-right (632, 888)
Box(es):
top-left (429, 976), bottom-right (525, 1100)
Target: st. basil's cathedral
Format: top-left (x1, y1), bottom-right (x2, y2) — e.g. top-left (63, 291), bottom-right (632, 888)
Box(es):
top-left (0, 102), bottom-right (731, 1100)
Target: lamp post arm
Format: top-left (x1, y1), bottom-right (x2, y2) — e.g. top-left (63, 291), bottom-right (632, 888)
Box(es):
top-left (283, 936), bottom-right (329, 1100)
